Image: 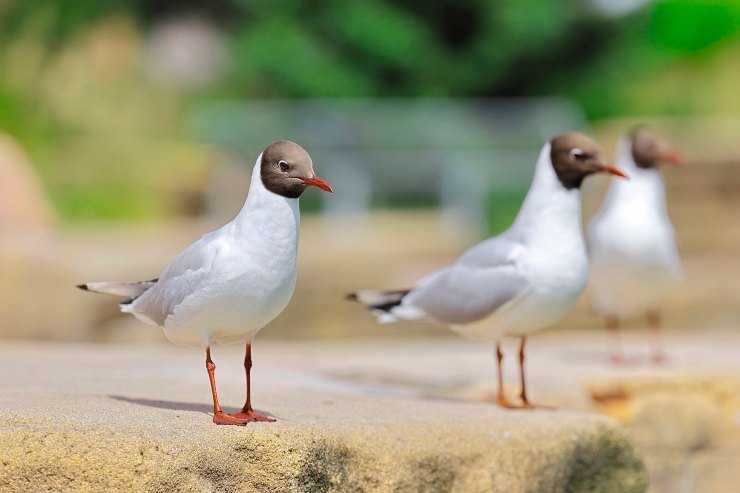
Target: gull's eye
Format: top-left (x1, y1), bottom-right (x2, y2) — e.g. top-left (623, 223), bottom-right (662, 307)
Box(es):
top-left (570, 148), bottom-right (587, 161)
top-left (278, 160), bottom-right (289, 172)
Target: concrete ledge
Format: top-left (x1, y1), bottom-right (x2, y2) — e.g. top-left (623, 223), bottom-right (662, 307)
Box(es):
top-left (0, 341), bottom-right (647, 492)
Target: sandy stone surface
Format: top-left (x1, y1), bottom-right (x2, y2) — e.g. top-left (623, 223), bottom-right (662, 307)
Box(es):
top-left (0, 338), bottom-right (650, 493)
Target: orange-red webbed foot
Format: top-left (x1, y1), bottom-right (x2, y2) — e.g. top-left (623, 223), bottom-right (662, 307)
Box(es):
top-left (229, 410), bottom-right (277, 423)
top-left (517, 401), bottom-right (556, 410)
top-left (651, 352), bottom-right (666, 365)
top-left (212, 412), bottom-right (252, 426)
top-left (494, 395), bottom-right (521, 409)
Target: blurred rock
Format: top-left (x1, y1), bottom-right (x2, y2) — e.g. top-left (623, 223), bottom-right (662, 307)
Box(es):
top-left (690, 448), bottom-right (740, 493)
top-left (145, 17), bottom-right (228, 90)
top-left (0, 134), bottom-right (55, 229)
top-left (0, 220), bottom-right (199, 341)
top-left (589, 374), bottom-right (740, 493)
top-left (630, 394), bottom-right (721, 450)
top-left (0, 234), bottom-right (83, 340)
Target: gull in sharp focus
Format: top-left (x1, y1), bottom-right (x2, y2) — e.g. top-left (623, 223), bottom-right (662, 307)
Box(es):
top-left (349, 133), bottom-right (627, 408)
top-left (588, 127), bottom-right (683, 364)
top-left (79, 140), bottom-right (333, 426)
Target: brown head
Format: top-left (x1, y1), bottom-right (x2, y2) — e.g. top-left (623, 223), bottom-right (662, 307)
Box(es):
top-left (550, 132), bottom-right (628, 189)
top-left (260, 140), bottom-right (333, 198)
top-left (630, 127), bottom-right (684, 169)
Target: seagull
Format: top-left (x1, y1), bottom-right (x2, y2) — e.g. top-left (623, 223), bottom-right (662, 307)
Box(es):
top-left (79, 140), bottom-right (333, 425)
top-left (588, 127), bottom-right (683, 364)
top-left (348, 133), bottom-right (627, 408)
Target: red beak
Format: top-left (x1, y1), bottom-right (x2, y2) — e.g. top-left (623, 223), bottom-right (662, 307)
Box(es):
top-left (661, 150), bottom-right (685, 166)
top-left (603, 165), bottom-right (629, 179)
top-left (299, 175), bottom-right (334, 193)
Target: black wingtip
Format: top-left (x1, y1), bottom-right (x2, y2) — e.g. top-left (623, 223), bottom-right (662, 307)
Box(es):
top-left (76, 283), bottom-right (89, 291)
top-left (345, 292), bottom-right (358, 302)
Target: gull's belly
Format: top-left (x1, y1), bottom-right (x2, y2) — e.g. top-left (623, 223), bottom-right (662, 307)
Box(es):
top-left (501, 281), bottom-right (583, 336)
top-left (504, 242), bottom-right (589, 335)
top-left (163, 270), bottom-right (297, 347)
top-left (454, 258), bottom-right (588, 341)
top-left (211, 270), bottom-right (297, 343)
top-left (161, 236), bottom-right (299, 347)
top-left (589, 224), bottom-right (680, 317)
top-left (590, 255), bottom-right (676, 317)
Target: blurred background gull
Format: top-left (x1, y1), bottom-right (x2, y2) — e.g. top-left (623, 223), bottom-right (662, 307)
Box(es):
top-left (1, 1), bottom-right (740, 490)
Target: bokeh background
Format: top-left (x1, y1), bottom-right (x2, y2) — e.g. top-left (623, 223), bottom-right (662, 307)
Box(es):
top-left (2, 0), bottom-right (739, 340)
top-left (1, 1), bottom-right (739, 491)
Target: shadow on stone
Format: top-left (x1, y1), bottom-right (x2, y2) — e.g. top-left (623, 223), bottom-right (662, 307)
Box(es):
top-left (108, 394), bottom-right (277, 419)
top-left (557, 349), bottom-right (657, 366)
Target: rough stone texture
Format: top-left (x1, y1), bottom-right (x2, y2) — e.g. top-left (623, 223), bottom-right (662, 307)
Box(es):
top-left (589, 373), bottom-right (740, 493)
top-left (0, 341), bottom-right (648, 493)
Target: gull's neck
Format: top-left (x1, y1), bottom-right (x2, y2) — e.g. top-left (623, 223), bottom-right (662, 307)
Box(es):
top-left (601, 137), bottom-right (667, 214)
top-left (232, 154), bottom-right (301, 239)
top-left (512, 143), bottom-right (584, 246)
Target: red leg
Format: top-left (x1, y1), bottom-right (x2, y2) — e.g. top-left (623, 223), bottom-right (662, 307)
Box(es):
top-left (647, 309), bottom-right (665, 364)
top-left (229, 342), bottom-right (276, 422)
top-left (518, 337), bottom-right (532, 407)
top-left (517, 336), bottom-right (552, 409)
top-left (606, 314), bottom-right (624, 364)
top-left (206, 347), bottom-right (250, 426)
top-left (494, 342), bottom-right (517, 408)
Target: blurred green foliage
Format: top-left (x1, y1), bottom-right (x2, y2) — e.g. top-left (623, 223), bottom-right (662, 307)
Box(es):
top-left (0, 0), bottom-right (739, 220)
top-left (651, 0), bottom-right (738, 52)
top-left (223, 0), bottom-right (620, 101)
top-left (484, 189), bottom-right (527, 238)
top-left (215, 0), bottom-right (740, 119)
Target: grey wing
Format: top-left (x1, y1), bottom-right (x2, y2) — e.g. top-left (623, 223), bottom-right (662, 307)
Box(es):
top-left (403, 234), bottom-right (529, 325)
top-left (129, 231), bottom-right (226, 326)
